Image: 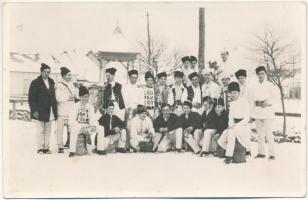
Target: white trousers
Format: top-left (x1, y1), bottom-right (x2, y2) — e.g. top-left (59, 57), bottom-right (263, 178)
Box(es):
top-left (56, 116), bottom-right (68, 148)
top-left (255, 119), bottom-right (275, 156)
top-left (35, 120), bottom-right (52, 150)
top-left (96, 128), bottom-right (127, 151)
top-left (113, 102), bottom-right (125, 121)
top-left (155, 128), bottom-right (183, 152)
top-left (184, 129), bottom-right (202, 153)
top-left (194, 129), bottom-right (217, 152)
top-left (217, 129), bottom-right (236, 157)
top-left (69, 125), bottom-right (102, 153)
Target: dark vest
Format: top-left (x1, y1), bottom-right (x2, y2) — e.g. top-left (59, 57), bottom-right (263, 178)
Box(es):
top-left (186, 85), bottom-right (202, 102)
top-left (103, 82), bottom-right (125, 109)
top-left (171, 86), bottom-right (185, 105)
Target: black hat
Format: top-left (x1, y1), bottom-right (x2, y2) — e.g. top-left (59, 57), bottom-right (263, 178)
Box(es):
top-left (60, 67), bottom-right (71, 77)
top-left (106, 67), bottom-right (117, 75)
top-left (228, 82), bottom-right (240, 92)
top-left (188, 72), bottom-right (198, 80)
top-left (181, 56), bottom-right (191, 63)
top-left (202, 96), bottom-right (211, 104)
top-left (190, 56), bottom-right (197, 62)
top-left (216, 98), bottom-right (225, 106)
top-left (79, 85), bottom-right (89, 96)
top-left (255, 66), bottom-right (266, 74)
top-left (235, 69), bottom-right (247, 79)
top-left (137, 104), bottom-right (147, 114)
top-left (145, 71), bottom-right (154, 80)
top-left (174, 71), bottom-right (184, 78)
top-left (157, 72), bottom-right (167, 79)
top-left (40, 63), bottom-right (50, 72)
top-left (128, 69), bottom-right (138, 77)
top-left (161, 103), bottom-right (171, 110)
top-left (183, 101), bottom-right (193, 108)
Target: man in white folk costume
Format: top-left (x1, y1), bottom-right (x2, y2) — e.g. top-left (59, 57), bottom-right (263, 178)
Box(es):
top-left (182, 72), bottom-right (203, 115)
top-left (55, 67), bottom-right (79, 153)
top-left (103, 67), bottom-right (126, 121)
top-left (96, 102), bottom-right (127, 155)
top-left (220, 71), bottom-right (232, 111)
top-left (123, 69), bottom-right (142, 126)
top-left (129, 105), bottom-right (156, 152)
top-left (68, 86), bottom-right (102, 157)
top-left (218, 49), bottom-right (237, 82)
top-left (168, 70), bottom-right (186, 116)
top-left (153, 104), bottom-right (183, 152)
top-left (201, 68), bottom-right (221, 99)
top-left (251, 66), bottom-right (277, 160)
top-left (181, 56), bottom-right (194, 87)
top-left (218, 82), bottom-right (251, 164)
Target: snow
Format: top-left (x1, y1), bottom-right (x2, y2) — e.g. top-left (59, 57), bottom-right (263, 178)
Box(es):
top-left (3, 120), bottom-right (306, 198)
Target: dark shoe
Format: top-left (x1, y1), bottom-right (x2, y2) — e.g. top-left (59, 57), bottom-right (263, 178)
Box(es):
top-left (37, 149), bottom-right (44, 154)
top-left (69, 152), bottom-right (75, 157)
top-left (208, 151), bottom-right (215, 155)
top-left (116, 148), bottom-right (127, 153)
top-left (200, 151), bottom-right (209, 157)
top-left (254, 154), bottom-right (265, 159)
top-left (64, 142), bottom-right (70, 149)
top-left (195, 150), bottom-right (201, 155)
top-left (58, 148), bottom-right (64, 154)
top-left (97, 150), bottom-right (106, 155)
top-left (176, 148), bottom-right (182, 153)
top-left (246, 151), bottom-right (251, 157)
top-left (269, 156), bottom-right (275, 160)
top-left (92, 148), bottom-right (97, 154)
top-left (224, 157), bottom-right (232, 164)
top-left (43, 149), bottom-right (52, 154)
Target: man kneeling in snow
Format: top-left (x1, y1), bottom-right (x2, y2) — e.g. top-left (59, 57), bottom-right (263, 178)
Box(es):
top-left (68, 86), bottom-right (103, 157)
top-left (129, 105), bottom-right (156, 152)
top-left (217, 82), bottom-right (251, 164)
top-left (95, 101), bottom-right (127, 155)
top-left (153, 103), bottom-right (183, 152)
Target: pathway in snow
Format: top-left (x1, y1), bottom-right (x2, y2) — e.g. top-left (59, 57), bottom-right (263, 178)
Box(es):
top-left (3, 120), bottom-right (306, 198)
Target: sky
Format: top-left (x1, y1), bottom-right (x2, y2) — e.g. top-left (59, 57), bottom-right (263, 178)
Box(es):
top-left (4, 1), bottom-right (306, 74)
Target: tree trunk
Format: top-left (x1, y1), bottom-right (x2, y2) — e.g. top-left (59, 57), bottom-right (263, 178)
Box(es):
top-left (198, 8), bottom-right (205, 71)
top-left (278, 84), bottom-right (287, 136)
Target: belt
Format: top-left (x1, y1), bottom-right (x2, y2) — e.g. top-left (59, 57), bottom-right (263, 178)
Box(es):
top-left (146, 106), bottom-right (155, 110)
top-left (234, 118), bottom-right (243, 123)
top-left (255, 101), bottom-right (264, 107)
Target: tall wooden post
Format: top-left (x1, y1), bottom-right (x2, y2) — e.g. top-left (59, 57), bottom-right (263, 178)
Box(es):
top-left (198, 8), bottom-right (205, 71)
top-left (147, 11), bottom-right (151, 67)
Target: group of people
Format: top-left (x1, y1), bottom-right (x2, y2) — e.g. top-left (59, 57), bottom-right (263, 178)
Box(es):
top-left (28, 51), bottom-right (278, 164)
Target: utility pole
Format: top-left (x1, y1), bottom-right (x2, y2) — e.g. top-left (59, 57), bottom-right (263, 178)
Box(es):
top-left (198, 8), bottom-right (205, 71)
top-left (147, 12), bottom-right (151, 68)
top-left (292, 56), bottom-right (295, 98)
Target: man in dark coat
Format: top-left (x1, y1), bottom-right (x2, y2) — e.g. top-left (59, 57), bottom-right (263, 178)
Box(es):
top-left (28, 63), bottom-right (58, 154)
top-left (179, 101), bottom-right (202, 154)
top-left (153, 104), bottom-right (182, 152)
top-left (103, 67), bottom-right (125, 121)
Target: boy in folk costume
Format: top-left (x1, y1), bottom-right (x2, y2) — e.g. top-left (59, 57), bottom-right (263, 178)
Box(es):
top-left (251, 66), bottom-right (278, 160)
top-left (68, 86), bottom-right (101, 157)
top-left (155, 71), bottom-right (170, 107)
top-left (142, 71), bottom-right (158, 119)
top-left (55, 67), bottom-right (79, 153)
top-left (201, 68), bottom-right (221, 99)
top-left (96, 102), bottom-right (127, 155)
top-left (217, 82), bottom-right (251, 164)
top-left (235, 69), bottom-right (250, 102)
top-left (168, 70), bottom-right (186, 116)
top-left (197, 96), bottom-right (218, 157)
top-left (220, 72), bottom-right (232, 111)
top-left (153, 104), bottom-right (183, 152)
top-left (129, 105), bottom-right (156, 152)
top-left (182, 72), bottom-right (203, 115)
top-left (103, 67), bottom-right (126, 121)
top-left (179, 101), bottom-right (202, 154)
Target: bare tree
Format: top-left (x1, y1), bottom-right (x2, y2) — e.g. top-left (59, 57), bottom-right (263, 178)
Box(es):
top-left (198, 7), bottom-right (205, 71)
top-left (249, 27), bottom-right (300, 136)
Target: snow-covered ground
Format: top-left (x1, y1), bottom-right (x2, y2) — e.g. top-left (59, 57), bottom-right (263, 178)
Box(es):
top-left (3, 120), bottom-right (306, 198)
